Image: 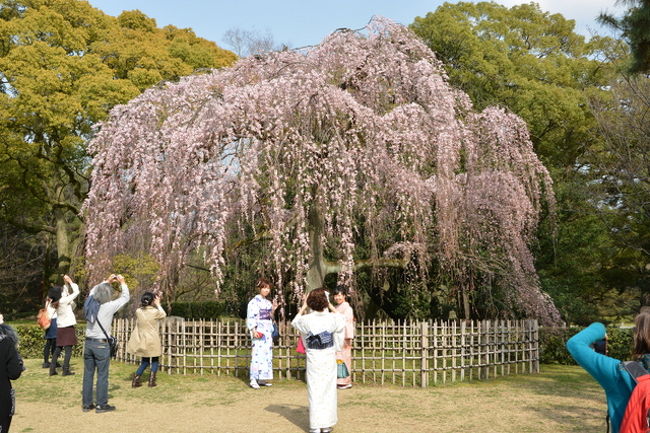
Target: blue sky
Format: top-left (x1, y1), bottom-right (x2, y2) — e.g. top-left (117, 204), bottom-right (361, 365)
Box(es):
top-left (88, 0), bottom-right (623, 50)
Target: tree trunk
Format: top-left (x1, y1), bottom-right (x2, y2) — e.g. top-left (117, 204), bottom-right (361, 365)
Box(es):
top-left (305, 205), bottom-right (342, 292)
top-left (54, 208), bottom-right (71, 279)
top-left (306, 205), bottom-right (327, 292)
top-left (462, 288), bottom-right (471, 320)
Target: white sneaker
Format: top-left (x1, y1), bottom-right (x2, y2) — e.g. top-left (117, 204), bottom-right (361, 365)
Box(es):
top-left (337, 383), bottom-right (352, 390)
top-left (249, 380), bottom-right (260, 389)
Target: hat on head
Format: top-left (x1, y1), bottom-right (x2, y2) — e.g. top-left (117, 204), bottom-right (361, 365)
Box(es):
top-left (48, 286), bottom-right (62, 302)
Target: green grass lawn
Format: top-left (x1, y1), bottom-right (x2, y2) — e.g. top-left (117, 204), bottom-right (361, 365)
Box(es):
top-left (10, 359), bottom-right (607, 433)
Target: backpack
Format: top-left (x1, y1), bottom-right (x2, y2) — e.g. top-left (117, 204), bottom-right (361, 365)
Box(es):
top-left (620, 361), bottom-right (650, 433)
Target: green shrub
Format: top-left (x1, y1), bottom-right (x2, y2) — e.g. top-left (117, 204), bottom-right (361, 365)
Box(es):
top-left (170, 301), bottom-right (226, 319)
top-left (539, 326), bottom-right (633, 364)
top-left (12, 324), bottom-right (85, 358)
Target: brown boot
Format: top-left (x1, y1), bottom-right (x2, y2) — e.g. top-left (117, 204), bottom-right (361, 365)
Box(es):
top-left (132, 374), bottom-right (142, 388)
top-left (148, 371), bottom-right (157, 387)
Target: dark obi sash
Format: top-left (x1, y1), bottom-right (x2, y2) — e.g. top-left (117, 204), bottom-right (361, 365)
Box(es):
top-left (259, 308), bottom-right (272, 321)
top-left (306, 331), bottom-right (334, 350)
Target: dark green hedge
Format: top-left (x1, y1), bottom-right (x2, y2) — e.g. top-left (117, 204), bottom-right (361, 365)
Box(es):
top-left (13, 324), bottom-right (85, 359)
top-left (169, 301), bottom-right (226, 320)
top-left (539, 326), bottom-right (634, 364)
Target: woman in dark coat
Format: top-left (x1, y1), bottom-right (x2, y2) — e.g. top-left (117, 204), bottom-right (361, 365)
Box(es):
top-left (0, 319), bottom-right (24, 433)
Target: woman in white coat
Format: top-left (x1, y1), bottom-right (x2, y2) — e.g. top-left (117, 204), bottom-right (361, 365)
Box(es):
top-left (49, 274), bottom-right (80, 376)
top-left (292, 288), bottom-right (346, 433)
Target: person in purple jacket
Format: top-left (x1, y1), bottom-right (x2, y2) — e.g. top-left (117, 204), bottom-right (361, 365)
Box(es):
top-left (566, 311), bottom-right (650, 433)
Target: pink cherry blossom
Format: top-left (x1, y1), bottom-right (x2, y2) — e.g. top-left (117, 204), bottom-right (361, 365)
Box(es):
top-left (84, 17), bottom-right (560, 325)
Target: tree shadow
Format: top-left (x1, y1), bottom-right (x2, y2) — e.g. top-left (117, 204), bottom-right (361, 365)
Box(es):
top-left (507, 366), bottom-right (604, 400)
top-left (265, 404), bottom-right (309, 431)
top-left (527, 403), bottom-right (606, 432)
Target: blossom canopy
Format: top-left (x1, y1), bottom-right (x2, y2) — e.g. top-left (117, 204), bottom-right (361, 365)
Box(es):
top-left (84, 17), bottom-right (561, 324)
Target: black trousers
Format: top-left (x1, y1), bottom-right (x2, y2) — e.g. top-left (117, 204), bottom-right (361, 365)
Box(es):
top-left (0, 414), bottom-right (11, 433)
top-left (43, 339), bottom-right (56, 363)
top-left (52, 346), bottom-right (72, 370)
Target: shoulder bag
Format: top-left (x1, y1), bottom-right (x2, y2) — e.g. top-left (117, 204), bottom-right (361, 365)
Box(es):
top-left (96, 318), bottom-right (118, 357)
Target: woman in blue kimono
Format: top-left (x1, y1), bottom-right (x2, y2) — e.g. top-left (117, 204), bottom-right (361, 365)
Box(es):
top-left (246, 278), bottom-right (277, 389)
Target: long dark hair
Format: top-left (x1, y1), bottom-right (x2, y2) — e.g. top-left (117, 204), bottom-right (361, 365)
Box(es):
top-left (635, 310), bottom-right (650, 355)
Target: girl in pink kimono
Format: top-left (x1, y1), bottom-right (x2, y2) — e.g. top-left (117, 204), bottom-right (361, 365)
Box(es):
top-left (333, 285), bottom-right (354, 389)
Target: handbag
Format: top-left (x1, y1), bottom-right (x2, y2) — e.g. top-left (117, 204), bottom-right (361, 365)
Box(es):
top-left (272, 321), bottom-right (280, 344)
top-left (37, 308), bottom-right (51, 329)
top-left (337, 359), bottom-right (350, 379)
top-left (96, 318), bottom-right (118, 357)
top-left (296, 336), bottom-right (306, 354)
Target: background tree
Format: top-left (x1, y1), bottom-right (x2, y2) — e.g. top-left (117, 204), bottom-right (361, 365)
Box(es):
top-left (84, 18), bottom-right (561, 324)
top-left (589, 74), bottom-right (650, 305)
top-left (0, 0), bottom-right (236, 297)
top-left (411, 2), bottom-right (630, 324)
top-left (599, 0), bottom-right (650, 73)
top-left (411, 1), bottom-right (615, 167)
top-left (222, 28), bottom-right (286, 57)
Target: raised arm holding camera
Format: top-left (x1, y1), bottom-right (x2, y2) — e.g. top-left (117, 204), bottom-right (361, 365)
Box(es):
top-left (81, 274), bottom-right (130, 414)
top-left (567, 312), bottom-right (650, 433)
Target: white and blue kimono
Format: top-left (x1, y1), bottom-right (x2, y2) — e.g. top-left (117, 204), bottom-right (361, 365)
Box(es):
top-left (246, 294), bottom-right (274, 381)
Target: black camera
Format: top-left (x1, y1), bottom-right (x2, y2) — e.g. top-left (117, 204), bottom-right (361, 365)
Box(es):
top-left (593, 338), bottom-right (607, 355)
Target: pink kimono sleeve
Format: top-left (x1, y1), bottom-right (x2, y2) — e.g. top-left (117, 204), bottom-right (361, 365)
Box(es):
top-left (344, 304), bottom-right (355, 339)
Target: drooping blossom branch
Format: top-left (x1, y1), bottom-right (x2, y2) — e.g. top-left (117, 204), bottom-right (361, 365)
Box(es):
top-left (84, 17), bottom-right (560, 324)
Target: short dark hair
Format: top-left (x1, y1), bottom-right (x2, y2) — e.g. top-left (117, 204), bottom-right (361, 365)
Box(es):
top-left (0, 324), bottom-right (19, 347)
top-left (256, 278), bottom-right (272, 290)
top-left (307, 288), bottom-right (328, 311)
top-left (333, 285), bottom-right (348, 296)
top-left (635, 311), bottom-right (650, 355)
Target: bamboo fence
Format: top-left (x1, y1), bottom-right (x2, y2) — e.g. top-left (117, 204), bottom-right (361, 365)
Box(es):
top-left (112, 318), bottom-right (539, 387)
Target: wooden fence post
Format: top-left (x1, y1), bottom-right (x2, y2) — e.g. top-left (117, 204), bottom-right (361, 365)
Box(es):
top-left (421, 321), bottom-right (428, 388)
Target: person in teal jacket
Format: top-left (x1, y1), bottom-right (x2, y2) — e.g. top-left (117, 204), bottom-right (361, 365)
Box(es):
top-left (566, 316), bottom-right (650, 433)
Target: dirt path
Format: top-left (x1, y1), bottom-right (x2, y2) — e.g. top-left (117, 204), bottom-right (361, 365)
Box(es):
top-left (11, 360), bottom-right (605, 433)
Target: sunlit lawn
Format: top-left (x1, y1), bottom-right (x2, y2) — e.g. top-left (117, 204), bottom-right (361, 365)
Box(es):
top-left (11, 359), bottom-right (606, 433)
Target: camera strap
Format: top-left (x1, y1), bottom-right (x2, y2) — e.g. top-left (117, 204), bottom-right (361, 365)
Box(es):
top-left (95, 315), bottom-right (112, 342)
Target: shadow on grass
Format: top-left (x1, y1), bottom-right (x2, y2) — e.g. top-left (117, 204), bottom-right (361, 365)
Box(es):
top-left (513, 366), bottom-right (605, 431)
top-left (527, 403), bottom-right (606, 433)
top-left (493, 365), bottom-right (603, 401)
top-left (265, 404), bottom-right (309, 432)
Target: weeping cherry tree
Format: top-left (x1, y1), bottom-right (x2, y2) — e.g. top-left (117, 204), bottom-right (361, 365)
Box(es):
top-left (84, 18), bottom-right (561, 324)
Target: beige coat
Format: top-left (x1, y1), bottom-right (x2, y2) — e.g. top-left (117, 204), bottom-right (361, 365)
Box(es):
top-left (126, 305), bottom-right (166, 358)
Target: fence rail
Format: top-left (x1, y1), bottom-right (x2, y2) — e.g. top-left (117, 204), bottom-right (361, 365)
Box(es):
top-left (113, 318), bottom-right (539, 387)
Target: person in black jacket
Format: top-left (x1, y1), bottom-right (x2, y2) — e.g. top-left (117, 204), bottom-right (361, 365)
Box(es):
top-left (0, 316), bottom-right (24, 433)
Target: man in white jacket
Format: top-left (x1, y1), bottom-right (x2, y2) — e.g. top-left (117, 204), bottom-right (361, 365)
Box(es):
top-left (81, 274), bottom-right (129, 413)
